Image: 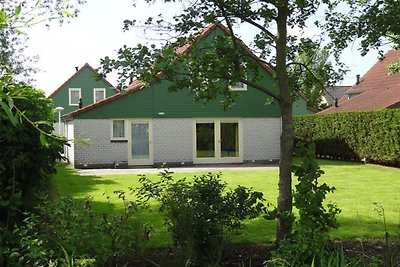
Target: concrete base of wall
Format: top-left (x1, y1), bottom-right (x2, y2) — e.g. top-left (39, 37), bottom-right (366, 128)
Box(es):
top-left (74, 159), bottom-right (279, 169)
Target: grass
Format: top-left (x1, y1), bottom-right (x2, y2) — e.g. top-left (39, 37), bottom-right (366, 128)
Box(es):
top-left (52, 159), bottom-right (400, 248)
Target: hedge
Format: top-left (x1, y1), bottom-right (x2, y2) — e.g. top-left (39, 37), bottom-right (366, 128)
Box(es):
top-left (294, 109), bottom-right (400, 166)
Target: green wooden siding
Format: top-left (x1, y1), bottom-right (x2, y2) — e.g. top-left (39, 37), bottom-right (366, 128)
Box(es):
top-left (50, 67), bottom-right (116, 117)
top-left (75, 76), bottom-right (283, 119)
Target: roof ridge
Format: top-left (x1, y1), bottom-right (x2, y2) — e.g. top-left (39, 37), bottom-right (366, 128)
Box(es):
top-left (48, 63), bottom-right (117, 98)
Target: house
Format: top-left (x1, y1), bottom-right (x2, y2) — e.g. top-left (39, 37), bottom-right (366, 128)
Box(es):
top-left (49, 63), bottom-right (118, 134)
top-left (62, 23), bottom-right (313, 168)
top-left (321, 50), bottom-right (400, 113)
top-left (322, 85), bottom-right (350, 107)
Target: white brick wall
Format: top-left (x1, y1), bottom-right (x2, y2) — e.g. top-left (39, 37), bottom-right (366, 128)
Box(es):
top-left (74, 119), bottom-right (128, 166)
top-left (242, 118), bottom-right (281, 161)
top-left (71, 117), bottom-right (280, 167)
top-left (153, 118), bottom-right (193, 163)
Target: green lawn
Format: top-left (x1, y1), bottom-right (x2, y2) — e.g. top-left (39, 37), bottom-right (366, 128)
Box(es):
top-left (52, 160), bottom-right (400, 247)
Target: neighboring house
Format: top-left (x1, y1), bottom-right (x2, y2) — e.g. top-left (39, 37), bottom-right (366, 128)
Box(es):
top-left (49, 63), bottom-right (118, 134)
top-left (322, 85), bottom-right (350, 107)
top-left (322, 50), bottom-right (400, 113)
top-left (62, 23), bottom-right (313, 168)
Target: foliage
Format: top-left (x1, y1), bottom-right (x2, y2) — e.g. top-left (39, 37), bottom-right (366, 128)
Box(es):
top-left (0, 77), bottom-right (65, 230)
top-left (99, 0), bottom-right (349, 242)
top-left (288, 45), bottom-right (345, 111)
top-left (322, 0), bottom-right (400, 56)
top-left (1, 192), bottom-right (148, 267)
top-left (270, 143), bottom-right (340, 266)
top-left (135, 171), bottom-right (266, 266)
top-left (0, 0), bottom-right (86, 78)
top-left (294, 109), bottom-right (400, 166)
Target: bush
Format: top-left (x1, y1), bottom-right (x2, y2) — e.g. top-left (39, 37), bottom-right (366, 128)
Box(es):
top-left (269, 143), bottom-right (340, 266)
top-left (0, 78), bottom-right (65, 228)
top-left (135, 171), bottom-right (266, 267)
top-left (2, 192), bottom-right (148, 267)
top-left (294, 109), bottom-right (400, 166)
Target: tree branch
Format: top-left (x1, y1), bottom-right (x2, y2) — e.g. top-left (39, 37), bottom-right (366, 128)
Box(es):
top-left (239, 17), bottom-right (277, 42)
top-left (287, 61), bottom-right (335, 102)
top-left (240, 78), bottom-right (280, 101)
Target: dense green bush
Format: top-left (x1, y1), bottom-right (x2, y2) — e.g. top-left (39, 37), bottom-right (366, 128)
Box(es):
top-left (294, 109), bottom-right (400, 165)
top-left (0, 78), bottom-right (65, 228)
top-left (3, 193), bottom-right (148, 266)
top-left (136, 171), bottom-right (266, 267)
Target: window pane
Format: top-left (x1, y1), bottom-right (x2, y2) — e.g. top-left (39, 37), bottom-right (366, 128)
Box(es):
top-left (95, 90), bottom-right (105, 102)
top-left (231, 82), bottom-right (247, 91)
top-left (113, 120), bottom-right (125, 138)
top-left (196, 123), bottom-right (215, 158)
top-left (70, 90), bottom-right (80, 105)
top-left (131, 123), bottom-right (149, 159)
top-left (221, 122), bottom-right (239, 157)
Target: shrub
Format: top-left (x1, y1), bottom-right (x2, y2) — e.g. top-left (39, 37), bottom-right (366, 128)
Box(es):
top-left (0, 78), bottom-right (65, 228)
top-left (135, 171), bottom-right (266, 267)
top-left (294, 109), bottom-right (400, 166)
top-left (270, 143), bottom-right (341, 266)
top-left (2, 192), bottom-right (148, 267)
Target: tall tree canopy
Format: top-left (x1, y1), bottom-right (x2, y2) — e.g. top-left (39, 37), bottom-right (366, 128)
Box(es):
top-left (0, 0), bottom-right (85, 78)
top-left (100, 0), bottom-right (348, 241)
top-left (323, 0), bottom-right (400, 55)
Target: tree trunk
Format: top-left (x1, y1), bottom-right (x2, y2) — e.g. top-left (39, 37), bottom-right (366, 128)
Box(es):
top-left (275, 1), bottom-right (294, 243)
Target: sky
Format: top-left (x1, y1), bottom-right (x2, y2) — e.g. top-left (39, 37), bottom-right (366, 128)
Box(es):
top-left (23, 0), bottom-right (391, 96)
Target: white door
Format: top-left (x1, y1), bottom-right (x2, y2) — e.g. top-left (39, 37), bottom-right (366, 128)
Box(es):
top-left (128, 121), bottom-right (153, 165)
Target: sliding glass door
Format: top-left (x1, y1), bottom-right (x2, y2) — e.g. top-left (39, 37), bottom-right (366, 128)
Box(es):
top-left (194, 119), bottom-right (241, 163)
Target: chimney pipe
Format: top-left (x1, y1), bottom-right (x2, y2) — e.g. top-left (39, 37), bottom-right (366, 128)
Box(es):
top-left (356, 74), bottom-right (360, 85)
top-left (75, 66), bottom-right (79, 72)
top-left (79, 98), bottom-right (83, 109)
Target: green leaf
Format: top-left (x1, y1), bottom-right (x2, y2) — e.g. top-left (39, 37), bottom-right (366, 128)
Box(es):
top-left (0, 101), bottom-right (18, 126)
top-left (39, 132), bottom-right (49, 148)
top-left (61, 9), bottom-right (73, 17)
top-left (15, 5), bottom-right (22, 18)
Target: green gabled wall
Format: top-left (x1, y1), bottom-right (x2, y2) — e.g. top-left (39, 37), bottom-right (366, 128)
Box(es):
top-left (50, 66), bottom-right (116, 117)
top-left (74, 77), bottom-right (310, 119)
top-left (72, 24), bottom-right (312, 119)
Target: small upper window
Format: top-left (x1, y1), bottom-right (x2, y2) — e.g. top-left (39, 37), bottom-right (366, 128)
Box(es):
top-left (94, 88), bottom-right (106, 103)
top-left (112, 120), bottom-right (125, 139)
top-left (69, 88), bottom-right (81, 106)
top-left (230, 82), bottom-right (247, 91)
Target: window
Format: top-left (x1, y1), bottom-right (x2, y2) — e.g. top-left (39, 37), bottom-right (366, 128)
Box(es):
top-left (194, 119), bottom-right (241, 164)
top-left (230, 82), bottom-right (247, 91)
top-left (112, 120), bottom-right (125, 139)
top-left (69, 88), bottom-right (81, 106)
top-left (94, 88), bottom-right (106, 103)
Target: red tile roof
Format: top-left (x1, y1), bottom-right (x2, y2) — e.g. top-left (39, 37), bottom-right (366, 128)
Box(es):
top-left (48, 63), bottom-right (117, 98)
top-left (321, 50), bottom-right (400, 113)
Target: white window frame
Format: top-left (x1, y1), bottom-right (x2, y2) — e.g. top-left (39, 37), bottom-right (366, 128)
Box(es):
top-left (93, 88), bottom-right (106, 103)
top-left (111, 119), bottom-right (126, 140)
top-left (230, 81), bottom-right (248, 91)
top-left (69, 88), bottom-right (81, 106)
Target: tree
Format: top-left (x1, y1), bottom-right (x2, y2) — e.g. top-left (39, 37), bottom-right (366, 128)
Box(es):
top-left (0, 0), bottom-right (85, 227)
top-left (100, 1), bottom-right (344, 242)
top-left (0, 0), bottom-right (85, 78)
top-left (323, 0), bottom-right (400, 56)
top-left (289, 44), bottom-right (346, 111)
